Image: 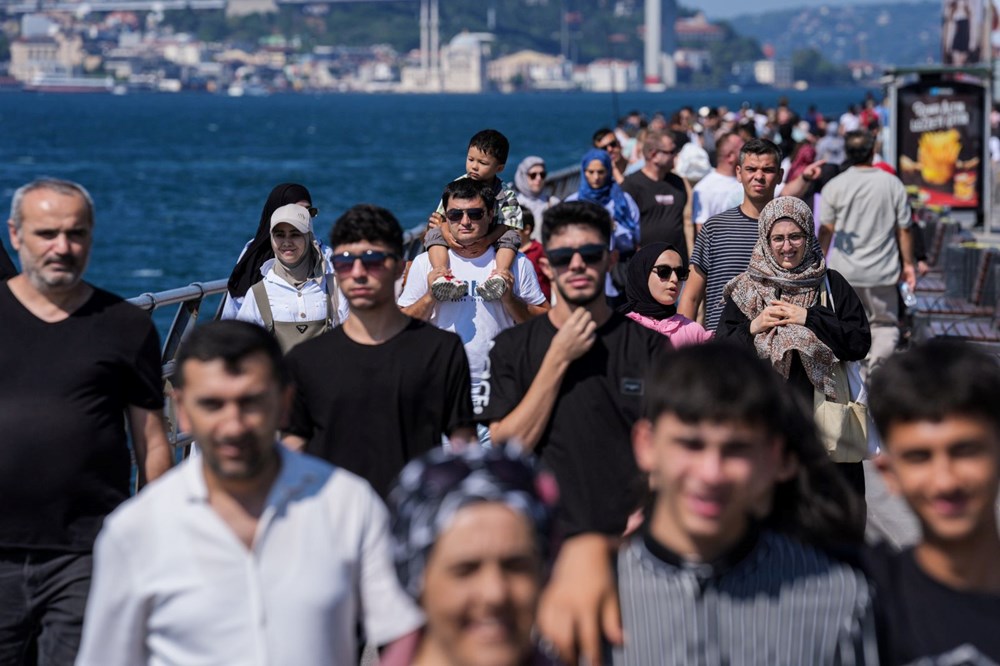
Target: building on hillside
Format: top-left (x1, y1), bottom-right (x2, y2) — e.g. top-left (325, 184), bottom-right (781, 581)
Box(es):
top-left (675, 12), bottom-right (724, 42)
top-left (577, 58), bottom-right (639, 92)
top-left (753, 59), bottom-right (793, 88)
top-left (9, 35), bottom-right (85, 82)
top-left (487, 49), bottom-right (571, 92)
top-left (441, 31), bottom-right (493, 93)
top-left (226, 0), bottom-right (277, 18)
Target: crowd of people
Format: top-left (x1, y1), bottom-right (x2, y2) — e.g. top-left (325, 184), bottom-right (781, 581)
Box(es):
top-left (1, 93), bottom-right (998, 666)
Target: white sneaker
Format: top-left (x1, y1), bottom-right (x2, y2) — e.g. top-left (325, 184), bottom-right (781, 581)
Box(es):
top-left (431, 275), bottom-right (468, 301)
top-left (476, 275), bottom-right (508, 301)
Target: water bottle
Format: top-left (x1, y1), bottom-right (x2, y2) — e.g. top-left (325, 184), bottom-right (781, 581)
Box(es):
top-left (900, 282), bottom-right (917, 309)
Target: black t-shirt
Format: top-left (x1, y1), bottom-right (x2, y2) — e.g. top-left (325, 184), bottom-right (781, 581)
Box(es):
top-left (0, 284), bottom-right (163, 551)
top-left (621, 171), bottom-right (689, 256)
top-left (285, 319), bottom-right (473, 498)
top-left (479, 312), bottom-right (668, 536)
top-left (0, 245), bottom-right (16, 280)
top-left (864, 543), bottom-right (1000, 665)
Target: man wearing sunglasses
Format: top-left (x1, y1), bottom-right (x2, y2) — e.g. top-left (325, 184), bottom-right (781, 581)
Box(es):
top-left (480, 201), bottom-right (668, 536)
top-left (282, 204), bottom-right (475, 499)
top-left (399, 178), bottom-right (548, 441)
top-left (593, 128), bottom-right (631, 184)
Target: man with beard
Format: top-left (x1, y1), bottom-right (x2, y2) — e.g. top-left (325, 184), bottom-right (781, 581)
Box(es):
top-left (479, 201), bottom-right (668, 536)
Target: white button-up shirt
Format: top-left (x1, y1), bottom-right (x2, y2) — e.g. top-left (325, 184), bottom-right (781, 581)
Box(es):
top-left (76, 447), bottom-right (423, 666)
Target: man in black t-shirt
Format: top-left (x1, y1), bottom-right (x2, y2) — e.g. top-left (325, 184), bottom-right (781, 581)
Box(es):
top-left (480, 201), bottom-right (667, 536)
top-left (282, 204), bottom-right (474, 498)
top-left (620, 130), bottom-right (692, 257)
top-left (0, 178), bottom-right (171, 663)
top-left (867, 341), bottom-right (1000, 665)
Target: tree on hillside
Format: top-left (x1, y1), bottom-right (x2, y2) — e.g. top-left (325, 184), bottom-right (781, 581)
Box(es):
top-left (791, 48), bottom-right (851, 86)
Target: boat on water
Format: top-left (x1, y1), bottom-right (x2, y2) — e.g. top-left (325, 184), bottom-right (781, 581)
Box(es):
top-left (23, 74), bottom-right (115, 94)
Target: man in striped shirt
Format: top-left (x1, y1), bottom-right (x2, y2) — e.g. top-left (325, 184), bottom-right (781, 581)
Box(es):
top-left (613, 343), bottom-right (877, 665)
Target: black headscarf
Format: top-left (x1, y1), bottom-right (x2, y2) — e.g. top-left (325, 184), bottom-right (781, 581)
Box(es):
top-left (227, 183), bottom-right (313, 298)
top-left (623, 242), bottom-right (684, 320)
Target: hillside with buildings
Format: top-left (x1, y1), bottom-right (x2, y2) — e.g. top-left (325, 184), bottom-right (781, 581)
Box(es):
top-left (0, 0), bottom-right (940, 93)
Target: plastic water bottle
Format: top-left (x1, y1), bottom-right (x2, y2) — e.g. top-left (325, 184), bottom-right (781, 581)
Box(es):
top-left (900, 282), bottom-right (917, 309)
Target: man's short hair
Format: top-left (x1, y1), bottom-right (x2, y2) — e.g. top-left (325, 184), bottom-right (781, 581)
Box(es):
top-left (10, 178), bottom-right (94, 230)
top-left (441, 177), bottom-right (496, 211)
top-left (641, 130), bottom-right (672, 159)
top-left (541, 201), bottom-right (612, 247)
top-left (738, 138), bottom-right (782, 166)
top-left (592, 127), bottom-right (615, 145)
top-left (644, 342), bottom-right (866, 549)
top-left (715, 132), bottom-right (738, 161)
top-left (468, 129), bottom-right (509, 165)
top-left (870, 340), bottom-right (1000, 440)
top-left (844, 130), bottom-right (876, 166)
top-left (329, 204), bottom-right (404, 258)
top-left (174, 320), bottom-right (289, 389)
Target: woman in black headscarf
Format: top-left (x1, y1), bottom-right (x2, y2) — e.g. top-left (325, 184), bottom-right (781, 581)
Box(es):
top-left (221, 183), bottom-right (315, 319)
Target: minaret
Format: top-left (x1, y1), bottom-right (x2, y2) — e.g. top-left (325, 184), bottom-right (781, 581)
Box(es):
top-left (643, 0), bottom-right (662, 90)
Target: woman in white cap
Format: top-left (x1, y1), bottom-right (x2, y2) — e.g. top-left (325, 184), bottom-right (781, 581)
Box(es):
top-left (236, 203), bottom-right (348, 352)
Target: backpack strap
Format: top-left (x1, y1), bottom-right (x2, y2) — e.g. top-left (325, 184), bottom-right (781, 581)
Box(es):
top-left (251, 280), bottom-right (275, 333)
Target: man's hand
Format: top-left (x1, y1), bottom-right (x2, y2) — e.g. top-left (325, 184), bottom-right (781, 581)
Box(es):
top-left (801, 158), bottom-right (827, 183)
top-left (426, 266), bottom-right (450, 290)
top-left (901, 263), bottom-right (917, 292)
top-left (494, 269), bottom-right (516, 302)
top-left (538, 533), bottom-right (622, 665)
top-left (549, 308), bottom-right (597, 363)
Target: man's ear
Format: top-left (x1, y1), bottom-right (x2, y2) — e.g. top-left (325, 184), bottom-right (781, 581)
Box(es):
top-left (8, 219), bottom-right (20, 252)
top-left (173, 388), bottom-right (191, 434)
top-left (772, 436), bottom-right (798, 484)
top-left (874, 452), bottom-right (901, 496)
top-left (539, 256), bottom-right (554, 281)
top-left (633, 418), bottom-right (655, 473)
top-left (608, 248), bottom-right (619, 269)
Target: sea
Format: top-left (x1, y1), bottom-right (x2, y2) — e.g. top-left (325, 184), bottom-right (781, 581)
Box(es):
top-left (0, 87), bottom-right (873, 333)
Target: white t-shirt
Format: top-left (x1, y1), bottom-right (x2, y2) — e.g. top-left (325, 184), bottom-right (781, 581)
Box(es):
top-left (235, 258), bottom-right (350, 327)
top-left (75, 447), bottom-right (424, 666)
top-left (397, 248), bottom-right (546, 388)
top-left (692, 171), bottom-right (742, 225)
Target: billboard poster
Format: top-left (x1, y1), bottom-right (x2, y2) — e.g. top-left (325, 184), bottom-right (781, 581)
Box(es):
top-left (897, 80), bottom-right (985, 210)
top-left (943, 0), bottom-right (986, 65)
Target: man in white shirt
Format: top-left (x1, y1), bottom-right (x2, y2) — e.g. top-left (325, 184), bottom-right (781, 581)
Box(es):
top-left (691, 132), bottom-right (744, 229)
top-left (75, 321), bottom-right (423, 666)
top-left (400, 177), bottom-right (549, 421)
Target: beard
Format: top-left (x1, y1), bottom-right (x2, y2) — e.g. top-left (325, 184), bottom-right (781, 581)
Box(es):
top-left (554, 273), bottom-right (606, 307)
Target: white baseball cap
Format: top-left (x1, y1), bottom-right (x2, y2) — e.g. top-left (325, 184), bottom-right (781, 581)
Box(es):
top-left (270, 203), bottom-right (312, 234)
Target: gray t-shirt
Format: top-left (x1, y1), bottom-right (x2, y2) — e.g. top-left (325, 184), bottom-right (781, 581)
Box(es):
top-left (820, 166), bottom-right (910, 288)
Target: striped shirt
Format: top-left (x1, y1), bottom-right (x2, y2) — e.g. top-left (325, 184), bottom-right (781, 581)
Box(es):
top-left (612, 529), bottom-right (878, 666)
top-left (689, 205), bottom-right (759, 332)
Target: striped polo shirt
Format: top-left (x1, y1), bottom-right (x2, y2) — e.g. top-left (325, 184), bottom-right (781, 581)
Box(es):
top-left (612, 529), bottom-right (878, 666)
top-left (689, 205), bottom-right (759, 332)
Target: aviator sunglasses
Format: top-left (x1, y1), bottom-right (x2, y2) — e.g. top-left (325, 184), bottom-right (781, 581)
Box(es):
top-left (651, 264), bottom-right (689, 281)
top-left (330, 249), bottom-right (398, 273)
top-left (546, 244), bottom-right (607, 268)
top-left (444, 207), bottom-right (487, 222)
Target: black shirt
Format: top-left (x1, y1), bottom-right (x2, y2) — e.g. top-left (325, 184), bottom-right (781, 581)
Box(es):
top-left (479, 312), bottom-right (668, 536)
top-left (864, 543), bottom-right (1000, 665)
top-left (621, 171), bottom-right (689, 256)
top-left (0, 245), bottom-right (15, 280)
top-left (0, 284), bottom-right (163, 551)
top-left (285, 319), bottom-right (473, 498)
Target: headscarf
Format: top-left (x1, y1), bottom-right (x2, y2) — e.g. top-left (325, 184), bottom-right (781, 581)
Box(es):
top-left (514, 156), bottom-right (554, 230)
top-left (227, 183), bottom-right (313, 299)
top-left (623, 242), bottom-right (683, 320)
top-left (387, 444), bottom-right (558, 601)
top-left (576, 149), bottom-right (637, 231)
top-left (269, 210), bottom-right (324, 289)
top-left (722, 196), bottom-right (837, 398)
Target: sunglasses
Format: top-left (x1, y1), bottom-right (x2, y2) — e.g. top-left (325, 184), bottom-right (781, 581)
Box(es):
top-left (306, 206), bottom-right (318, 218)
top-left (527, 171), bottom-right (547, 180)
top-left (651, 264), bottom-right (689, 281)
top-left (598, 139), bottom-right (620, 150)
top-left (546, 244), bottom-right (607, 268)
top-left (444, 207), bottom-right (487, 222)
top-left (330, 249), bottom-right (397, 274)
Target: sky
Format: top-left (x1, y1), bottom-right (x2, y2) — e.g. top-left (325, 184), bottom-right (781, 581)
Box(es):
top-left (692, 0), bottom-right (925, 20)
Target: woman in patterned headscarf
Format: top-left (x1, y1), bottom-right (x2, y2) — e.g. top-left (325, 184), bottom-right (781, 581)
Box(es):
top-left (715, 196), bottom-right (870, 492)
top-left (386, 445), bottom-right (560, 666)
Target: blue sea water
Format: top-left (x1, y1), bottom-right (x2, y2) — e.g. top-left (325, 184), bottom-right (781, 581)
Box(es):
top-left (0, 87), bottom-right (873, 310)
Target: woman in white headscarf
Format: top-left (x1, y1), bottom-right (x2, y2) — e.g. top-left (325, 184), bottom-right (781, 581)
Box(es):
top-left (512, 156), bottom-right (559, 240)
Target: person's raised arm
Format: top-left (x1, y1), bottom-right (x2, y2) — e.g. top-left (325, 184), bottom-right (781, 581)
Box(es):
top-left (678, 265), bottom-right (707, 321)
top-left (488, 309), bottom-right (595, 450)
top-left (129, 405), bottom-right (172, 488)
top-left (781, 159), bottom-right (826, 198)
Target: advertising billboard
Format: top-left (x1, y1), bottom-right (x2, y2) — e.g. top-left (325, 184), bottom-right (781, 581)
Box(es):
top-left (897, 80), bottom-right (986, 210)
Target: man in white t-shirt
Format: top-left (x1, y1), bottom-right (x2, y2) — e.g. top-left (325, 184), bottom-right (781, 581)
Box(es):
top-left (691, 131), bottom-right (744, 229)
top-left (400, 178), bottom-right (549, 420)
top-left (76, 321), bottom-right (423, 666)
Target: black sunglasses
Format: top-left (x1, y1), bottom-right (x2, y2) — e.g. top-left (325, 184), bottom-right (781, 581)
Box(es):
top-left (651, 264), bottom-right (689, 281)
top-left (527, 171), bottom-right (547, 180)
top-left (546, 244), bottom-right (607, 267)
top-left (307, 206), bottom-right (319, 218)
top-left (330, 249), bottom-right (397, 273)
top-left (599, 139), bottom-right (620, 150)
top-left (444, 207), bottom-right (487, 222)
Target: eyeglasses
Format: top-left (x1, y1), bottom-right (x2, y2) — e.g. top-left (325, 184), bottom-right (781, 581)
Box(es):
top-left (651, 264), bottom-right (689, 281)
top-left (769, 233), bottom-right (807, 246)
top-left (330, 249), bottom-right (397, 274)
top-left (444, 207), bottom-right (487, 222)
top-left (546, 244), bottom-right (607, 267)
top-left (527, 171), bottom-right (547, 180)
top-left (655, 148), bottom-right (677, 156)
top-left (598, 139), bottom-right (620, 150)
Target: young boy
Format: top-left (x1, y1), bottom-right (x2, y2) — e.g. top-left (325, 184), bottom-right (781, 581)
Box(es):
top-left (615, 342), bottom-right (875, 665)
top-left (867, 340), bottom-right (1000, 665)
top-left (517, 207), bottom-right (550, 301)
top-left (426, 129), bottom-right (523, 302)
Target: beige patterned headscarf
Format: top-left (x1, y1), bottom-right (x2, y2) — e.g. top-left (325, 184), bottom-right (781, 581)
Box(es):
top-left (722, 197), bottom-right (837, 398)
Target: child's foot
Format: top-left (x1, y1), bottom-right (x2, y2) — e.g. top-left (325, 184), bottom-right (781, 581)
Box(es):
top-left (476, 274), bottom-right (508, 301)
top-left (432, 275), bottom-right (468, 301)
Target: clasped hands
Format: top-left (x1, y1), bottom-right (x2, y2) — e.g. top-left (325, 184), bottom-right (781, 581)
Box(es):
top-left (749, 299), bottom-right (808, 335)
